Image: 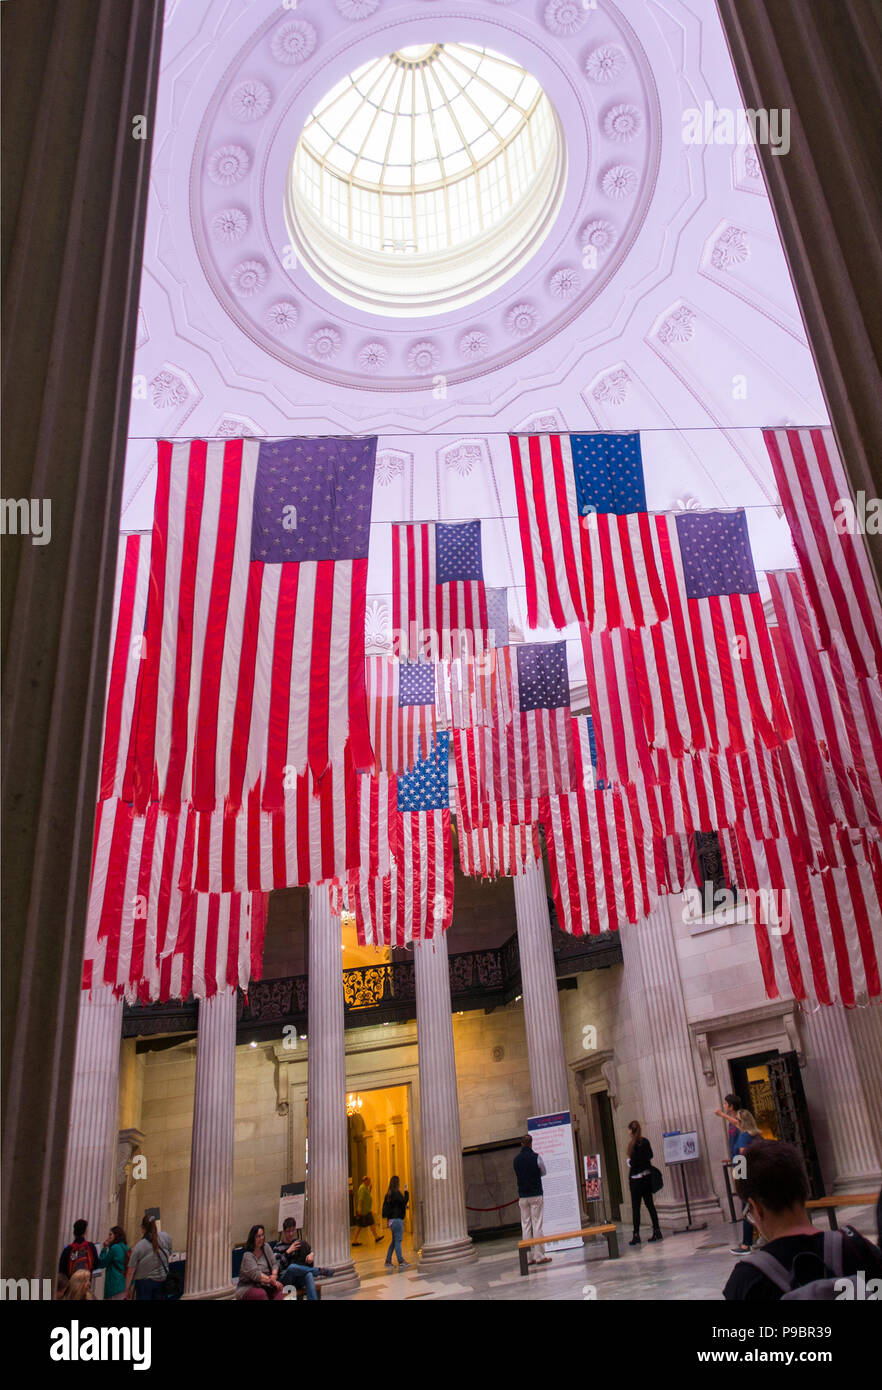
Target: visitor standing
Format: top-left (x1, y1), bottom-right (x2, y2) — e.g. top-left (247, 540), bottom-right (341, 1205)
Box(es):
top-left (126, 1216), bottom-right (173, 1301)
top-left (627, 1120), bottom-right (663, 1246)
top-left (352, 1175), bottom-right (382, 1246)
top-left (730, 1109), bottom-right (763, 1254)
top-left (382, 1175), bottom-right (410, 1270)
top-left (713, 1093), bottom-right (743, 1164)
top-left (58, 1219), bottom-right (99, 1281)
top-left (514, 1134), bottom-right (550, 1266)
top-left (236, 1224), bottom-right (285, 1300)
top-left (98, 1226), bottom-right (130, 1300)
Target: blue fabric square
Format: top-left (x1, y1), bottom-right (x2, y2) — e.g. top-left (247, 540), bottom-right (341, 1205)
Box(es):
top-left (250, 437), bottom-right (376, 562)
top-left (397, 731), bottom-right (450, 811)
top-left (435, 520), bottom-right (483, 583)
top-left (675, 510), bottom-right (758, 598)
top-left (516, 642), bottom-right (570, 711)
top-left (570, 433), bottom-right (646, 517)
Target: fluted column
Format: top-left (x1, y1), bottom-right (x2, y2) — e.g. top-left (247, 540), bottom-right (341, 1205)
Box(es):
top-left (846, 1004), bottom-right (882, 1152)
top-left (183, 991), bottom-right (236, 1300)
top-left (305, 891), bottom-right (358, 1292)
top-left (619, 901), bottom-right (721, 1227)
top-left (59, 984), bottom-right (124, 1246)
top-left (513, 863), bottom-right (570, 1115)
top-left (803, 1004), bottom-right (882, 1192)
top-left (414, 933), bottom-right (476, 1269)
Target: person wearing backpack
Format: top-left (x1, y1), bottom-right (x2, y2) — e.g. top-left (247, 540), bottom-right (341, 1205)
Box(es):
top-left (58, 1219), bottom-right (100, 1281)
top-left (98, 1226), bottom-right (130, 1300)
top-left (126, 1215), bottom-right (173, 1301)
top-left (723, 1140), bottom-right (882, 1300)
top-left (382, 1175), bottom-right (410, 1270)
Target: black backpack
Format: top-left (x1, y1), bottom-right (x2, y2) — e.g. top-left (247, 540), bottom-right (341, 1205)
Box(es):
top-left (742, 1228), bottom-right (882, 1300)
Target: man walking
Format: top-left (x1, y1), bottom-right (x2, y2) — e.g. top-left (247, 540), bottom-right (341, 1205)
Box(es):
top-left (514, 1134), bottom-right (550, 1266)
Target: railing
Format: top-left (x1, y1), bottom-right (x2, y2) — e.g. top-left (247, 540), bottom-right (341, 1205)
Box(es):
top-left (122, 927), bottom-right (622, 1041)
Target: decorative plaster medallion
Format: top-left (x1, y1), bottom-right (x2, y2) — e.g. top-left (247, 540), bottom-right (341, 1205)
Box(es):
top-left (658, 306), bottom-right (696, 344)
top-left (270, 20), bottom-right (317, 66)
top-left (603, 103), bottom-right (642, 142)
top-left (207, 145), bottom-right (250, 186)
top-left (358, 341), bottom-right (389, 373)
top-left (544, 0), bottom-right (589, 37)
top-left (581, 218), bottom-right (616, 253)
top-left (602, 164), bottom-right (639, 199)
top-left (549, 266), bottom-right (582, 299)
top-left (506, 302), bottom-right (539, 337)
top-left (308, 326), bottom-right (342, 361)
top-left (365, 599), bottom-right (393, 650)
top-left (593, 369), bottom-right (630, 404)
top-left (459, 330), bottom-right (490, 361)
top-left (407, 341), bottom-right (441, 375)
top-left (442, 443), bottom-right (483, 477)
top-left (374, 452), bottom-right (405, 486)
top-left (229, 79), bottom-right (271, 122)
top-left (672, 494), bottom-right (701, 511)
top-left (744, 146), bottom-right (761, 178)
top-left (492, 1045), bottom-right (505, 1062)
top-left (230, 259), bottom-right (267, 297)
top-left (712, 226), bottom-right (750, 269)
top-left (217, 416), bottom-right (254, 437)
top-left (335, 0), bottom-right (380, 18)
top-left (150, 370), bottom-right (188, 408)
top-left (267, 301), bottom-right (299, 333)
top-left (585, 45), bottom-right (626, 83)
top-left (520, 412), bottom-right (565, 432)
top-left (211, 208), bottom-right (248, 242)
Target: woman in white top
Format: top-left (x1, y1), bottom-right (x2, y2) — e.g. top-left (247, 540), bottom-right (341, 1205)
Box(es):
top-left (125, 1217), bottom-right (172, 1302)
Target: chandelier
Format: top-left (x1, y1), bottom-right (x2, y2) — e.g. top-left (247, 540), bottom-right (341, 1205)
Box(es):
top-left (346, 1093), bottom-right (364, 1117)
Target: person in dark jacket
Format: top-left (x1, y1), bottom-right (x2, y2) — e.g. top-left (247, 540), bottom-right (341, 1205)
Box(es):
top-left (627, 1121), bottom-right (662, 1246)
top-left (514, 1134), bottom-right (550, 1266)
top-left (59, 1219), bottom-right (100, 1281)
top-left (272, 1218), bottom-right (334, 1301)
top-left (382, 1175), bottom-right (411, 1270)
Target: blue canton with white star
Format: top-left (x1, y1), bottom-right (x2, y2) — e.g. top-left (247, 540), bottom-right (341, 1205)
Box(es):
top-left (516, 642), bottom-right (570, 712)
top-left (250, 437), bottom-right (376, 563)
top-left (570, 433), bottom-right (647, 517)
top-left (435, 520), bottom-right (483, 584)
top-left (397, 731), bottom-right (449, 811)
top-left (675, 510), bottom-right (758, 598)
top-left (485, 587), bottom-right (509, 647)
top-left (398, 663), bottom-right (436, 708)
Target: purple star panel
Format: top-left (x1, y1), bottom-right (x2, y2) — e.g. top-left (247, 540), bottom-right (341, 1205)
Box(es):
top-left (250, 437), bottom-right (376, 562)
top-left (486, 587), bottom-right (510, 647)
top-left (397, 731), bottom-right (450, 812)
top-left (435, 519), bottom-right (483, 583)
top-left (398, 662), bottom-right (436, 708)
top-left (675, 510), bottom-right (759, 598)
top-left (515, 641), bottom-right (571, 712)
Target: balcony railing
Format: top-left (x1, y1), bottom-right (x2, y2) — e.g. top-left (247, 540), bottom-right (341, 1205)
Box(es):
top-left (122, 927), bottom-right (622, 1041)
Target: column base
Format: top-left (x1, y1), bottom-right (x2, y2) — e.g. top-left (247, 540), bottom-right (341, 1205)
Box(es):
top-left (830, 1175), bottom-right (882, 1198)
top-left (651, 1195), bottom-right (723, 1233)
top-left (317, 1261), bottom-right (360, 1296)
top-left (181, 1283), bottom-right (236, 1301)
top-left (418, 1236), bottom-right (478, 1272)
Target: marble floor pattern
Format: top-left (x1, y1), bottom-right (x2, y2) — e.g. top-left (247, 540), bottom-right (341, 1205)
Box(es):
top-left (327, 1204), bottom-right (879, 1301)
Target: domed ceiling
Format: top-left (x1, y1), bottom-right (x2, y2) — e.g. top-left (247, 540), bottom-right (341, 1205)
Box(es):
top-left (125, 0), bottom-right (828, 656)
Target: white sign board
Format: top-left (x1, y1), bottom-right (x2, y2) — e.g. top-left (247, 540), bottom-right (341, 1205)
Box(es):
top-left (527, 1111), bottom-right (583, 1252)
top-left (663, 1130), bottom-right (699, 1164)
top-left (278, 1192), bottom-right (305, 1230)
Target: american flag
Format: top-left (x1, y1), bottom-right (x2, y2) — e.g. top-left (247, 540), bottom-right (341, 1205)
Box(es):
top-left (98, 532), bottom-right (152, 801)
top-left (452, 727), bottom-right (540, 879)
top-left (478, 642), bottom-right (576, 818)
top-left (763, 427), bottom-right (882, 679)
top-left (365, 656), bottom-right (444, 773)
top-left (132, 436), bottom-right (376, 816)
top-left (509, 433), bottom-right (589, 628)
top-left (392, 519), bottom-right (488, 661)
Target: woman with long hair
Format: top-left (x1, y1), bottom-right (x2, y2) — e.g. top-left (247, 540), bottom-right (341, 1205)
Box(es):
top-left (98, 1225), bottom-right (129, 1301)
top-left (730, 1109), bottom-right (763, 1254)
top-left (126, 1215), bottom-right (173, 1301)
top-left (382, 1175), bottom-right (410, 1271)
top-left (60, 1269), bottom-right (94, 1300)
top-left (236, 1224), bottom-right (285, 1300)
top-left (626, 1120), bottom-right (663, 1246)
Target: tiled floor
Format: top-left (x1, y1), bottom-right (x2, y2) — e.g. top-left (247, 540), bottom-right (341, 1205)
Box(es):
top-left (327, 1205), bottom-right (879, 1301)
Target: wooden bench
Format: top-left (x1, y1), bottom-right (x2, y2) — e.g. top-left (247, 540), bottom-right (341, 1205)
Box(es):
top-left (806, 1194), bottom-right (879, 1230)
top-left (518, 1224), bottom-right (619, 1276)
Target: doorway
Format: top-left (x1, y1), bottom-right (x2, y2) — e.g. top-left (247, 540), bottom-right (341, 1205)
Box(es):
top-left (591, 1090), bottom-right (623, 1222)
top-left (346, 1083), bottom-right (414, 1266)
top-left (729, 1049), bottom-right (824, 1197)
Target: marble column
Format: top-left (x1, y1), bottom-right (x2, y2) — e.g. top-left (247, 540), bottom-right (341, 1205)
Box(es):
top-left (305, 891), bottom-right (359, 1292)
top-left (59, 984), bottom-right (124, 1245)
top-left (1, 0), bottom-right (164, 1283)
top-left (619, 901), bottom-right (721, 1228)
top-left (846, 1004), bottom-right (882, 1156)
top-left (414, 933), bottom-right (476, 1269)
top-left (803, 1004), bottom-right (882, 1193)
top-left (513, 863), bottom-right (570, 1115)
top-left (183, 991), bottom-right (236, 1300)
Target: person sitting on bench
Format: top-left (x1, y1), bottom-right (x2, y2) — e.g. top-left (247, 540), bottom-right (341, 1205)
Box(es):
top-left (273, 1218), bottom-right (334, 1301)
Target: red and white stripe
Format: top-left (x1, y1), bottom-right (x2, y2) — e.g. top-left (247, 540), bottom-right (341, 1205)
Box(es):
top-left (735, 831), bottom-right (882, 1006)
top-left (392, 521), bottom-right (488, 662)
top-left (348, 808), bottom-right (453, 947)
top-left (98, 533), bottom-right (152, 801)
top-left (541, 785), bottom-right (659, 935)
top-left (763, 427), bottom-right (882, 679)
top-left (452, 731), bottom-right (540, 877)
top-left (509, 434), bottom-right (590, 629)
top-left (365, 656), bottom-right (443, 773)
top-left (580, 510), bottom-right (668, 630)
top-left (133, 438), bottom-right (372, 817)
top-left (579, 624), bottom-right (658, 789)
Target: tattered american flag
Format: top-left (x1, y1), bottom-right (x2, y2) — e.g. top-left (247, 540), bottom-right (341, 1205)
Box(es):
top-left (392, 519), bottom-right (488, 660)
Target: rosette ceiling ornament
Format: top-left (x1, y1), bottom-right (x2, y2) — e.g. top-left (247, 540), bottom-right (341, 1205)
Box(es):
top-left (191, 1), bottom-right (660, 390)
